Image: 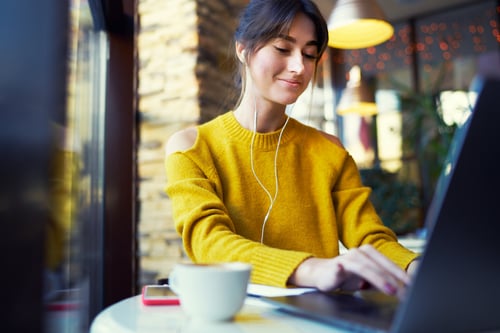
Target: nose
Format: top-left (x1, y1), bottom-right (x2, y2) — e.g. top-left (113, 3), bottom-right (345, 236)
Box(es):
top-left (288, 51), bottom-right (305, 74)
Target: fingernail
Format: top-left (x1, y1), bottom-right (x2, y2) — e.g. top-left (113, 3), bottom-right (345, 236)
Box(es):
top-left (384, 283), bottom-right (397, 295)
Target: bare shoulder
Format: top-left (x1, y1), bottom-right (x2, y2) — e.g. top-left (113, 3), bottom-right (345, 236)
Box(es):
top-left (319, 130), bottom-right (344, 148)
top-left (165, 127), bottom-right (198, 156)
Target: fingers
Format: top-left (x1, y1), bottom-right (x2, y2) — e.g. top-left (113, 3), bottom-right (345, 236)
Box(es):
top-left (290, 250), bottom-right (411, 299)
top-left (358, 245), bottom-right (411, 285)
top-left (336, 264), bottom-right (366, 291)
top-left (336, 245), bottom-right (409, 298)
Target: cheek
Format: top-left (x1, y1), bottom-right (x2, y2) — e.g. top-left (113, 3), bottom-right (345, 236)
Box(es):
top-left (253, 56), bottom-right (282, 80)
top-left (304, 61), bottom-right (316, 78)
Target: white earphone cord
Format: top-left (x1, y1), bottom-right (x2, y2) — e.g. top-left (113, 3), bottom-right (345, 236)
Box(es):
top-left (250, 103), bottom-right (290, 244)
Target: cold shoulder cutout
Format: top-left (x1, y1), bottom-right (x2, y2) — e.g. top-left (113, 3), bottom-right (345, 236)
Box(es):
top-left (165, 127), bottom-right (198, 156)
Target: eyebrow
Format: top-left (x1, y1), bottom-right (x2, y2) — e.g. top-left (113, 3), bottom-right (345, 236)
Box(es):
top-left (277, 34), bottom-right (319, 48)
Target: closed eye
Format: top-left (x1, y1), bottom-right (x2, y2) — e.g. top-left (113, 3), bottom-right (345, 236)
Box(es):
top-left (274, 46), bottom-right (290, 54)
top-left (275, 47), bottom-right (317, 61)
top-left (303, 53), bottom-right (318, 60)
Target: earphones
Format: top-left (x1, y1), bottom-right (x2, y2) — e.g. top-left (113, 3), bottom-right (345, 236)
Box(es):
top-left (241, 49), bottom-right (246, 64)
top-left (241, 46), bottom-right (292, 243)
top-left (250, 99), bottom-right (290, 244)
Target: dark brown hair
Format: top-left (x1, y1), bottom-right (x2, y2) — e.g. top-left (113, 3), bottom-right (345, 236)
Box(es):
top-left (233, 0), bottom-right (329, 108)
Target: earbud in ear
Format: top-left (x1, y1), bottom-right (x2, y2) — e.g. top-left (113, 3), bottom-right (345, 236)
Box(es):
top-left (241, 50), bottom-right (246, 64)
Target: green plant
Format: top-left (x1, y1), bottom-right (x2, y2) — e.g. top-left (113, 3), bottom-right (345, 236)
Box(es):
top-left (360, 169), bottom-right (421, 235)
top-left (360, 62), bottom-right (457, 234)
top-left (397, 64), bottom-right (457, 212)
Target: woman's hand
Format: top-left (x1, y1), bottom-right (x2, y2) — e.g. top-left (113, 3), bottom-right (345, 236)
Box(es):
top-left (288, 245), bottom-right (411, 299)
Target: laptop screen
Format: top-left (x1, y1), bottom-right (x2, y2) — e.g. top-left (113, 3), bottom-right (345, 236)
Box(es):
top-left (392, 76), bottom-right (500, 333)
top-left (262, 77), bottom-right (500, 333)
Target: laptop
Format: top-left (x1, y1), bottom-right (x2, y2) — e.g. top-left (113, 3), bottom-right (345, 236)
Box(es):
top-left (261, 77), bottom-right (500, 333)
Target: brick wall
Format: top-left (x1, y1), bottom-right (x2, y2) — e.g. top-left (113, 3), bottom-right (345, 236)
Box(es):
top-left (137, 0), bottom-right (246, 286)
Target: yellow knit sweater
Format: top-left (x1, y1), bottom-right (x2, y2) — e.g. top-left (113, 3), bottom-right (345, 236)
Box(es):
top-left (165, 111), bottom-right (418, 287)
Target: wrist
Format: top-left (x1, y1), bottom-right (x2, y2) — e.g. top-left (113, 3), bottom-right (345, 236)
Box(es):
top-left (288, 257), bottom-right (318, 287)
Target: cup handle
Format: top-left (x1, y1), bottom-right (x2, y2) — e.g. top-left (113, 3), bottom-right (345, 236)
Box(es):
top-left (168, 270), bottom-right (180, 295)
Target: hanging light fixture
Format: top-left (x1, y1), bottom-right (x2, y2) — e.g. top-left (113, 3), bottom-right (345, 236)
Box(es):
top-left (327, 0), bottom-right (394, 49)
top-left (337, 65), bottom-right (378, 116)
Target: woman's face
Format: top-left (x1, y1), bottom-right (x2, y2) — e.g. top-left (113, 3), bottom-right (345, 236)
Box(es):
top-left (247, 12), bottom-right (319, 107)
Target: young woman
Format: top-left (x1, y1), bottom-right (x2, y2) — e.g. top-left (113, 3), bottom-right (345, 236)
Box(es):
top-left (165, 0), bottom-right (419, 298)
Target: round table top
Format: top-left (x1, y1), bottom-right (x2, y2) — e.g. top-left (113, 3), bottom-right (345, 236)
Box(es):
top-left (90, 295), bottom-right (349, 333)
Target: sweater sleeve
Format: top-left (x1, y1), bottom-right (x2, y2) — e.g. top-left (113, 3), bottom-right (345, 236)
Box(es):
top-left (333, 153), bottom-right (419, 270)
top-left (165, 152), bottom-right (312, 287)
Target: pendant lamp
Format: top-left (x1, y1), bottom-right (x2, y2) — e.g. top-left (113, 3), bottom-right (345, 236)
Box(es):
top-left (337, 66), bottom-right (378, 116)
top-left (328, 0), bottom-right (394, 49)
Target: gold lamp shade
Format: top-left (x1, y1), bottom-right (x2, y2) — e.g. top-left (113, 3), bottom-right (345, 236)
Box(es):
top-left (337, 66), bottom-right (378, 116)
top-left (328, 0), bottom-right (394, 49)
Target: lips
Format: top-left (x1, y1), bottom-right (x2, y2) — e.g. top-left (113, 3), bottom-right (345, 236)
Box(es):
top-left (280, 78), bottom-right (302, 88)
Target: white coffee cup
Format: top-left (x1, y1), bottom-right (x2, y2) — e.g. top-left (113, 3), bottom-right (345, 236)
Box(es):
top-left (169, 262), bottom-right (252, 321)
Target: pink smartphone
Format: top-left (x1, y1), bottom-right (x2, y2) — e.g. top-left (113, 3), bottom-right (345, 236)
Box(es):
top-left (141, 285), bottom-right (180, 306)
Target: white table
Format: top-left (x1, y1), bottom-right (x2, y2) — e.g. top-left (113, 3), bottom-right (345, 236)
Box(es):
top-left (90, 295), bottom-right (349, 333)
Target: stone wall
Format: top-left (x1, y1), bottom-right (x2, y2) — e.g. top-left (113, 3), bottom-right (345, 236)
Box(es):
top-left (136, 0), bottom-right (246, 286)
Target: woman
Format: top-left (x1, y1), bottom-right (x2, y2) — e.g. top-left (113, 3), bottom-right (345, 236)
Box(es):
top-left (165, 0), bottom-right (419, 298)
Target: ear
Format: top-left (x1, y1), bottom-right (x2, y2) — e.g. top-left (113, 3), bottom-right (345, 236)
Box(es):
top-left (235, 42), bottom-right (247, 64)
